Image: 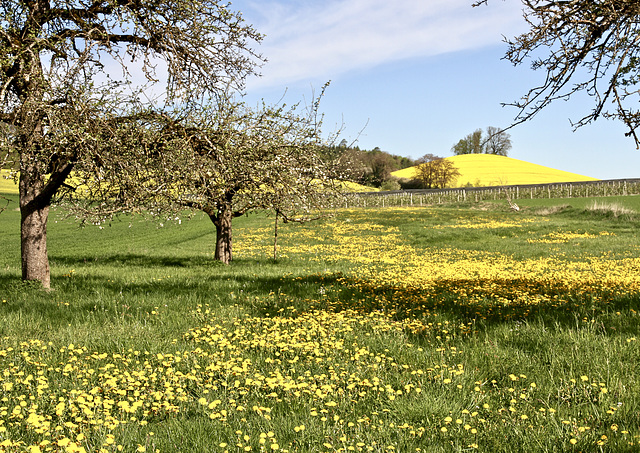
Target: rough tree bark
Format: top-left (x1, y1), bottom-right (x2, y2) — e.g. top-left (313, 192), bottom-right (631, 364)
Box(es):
top-left (18, 156), bottom-right (74, 289)
top-left (208, 203), bottom-right (233, 265)
top-left (19, 170), bottom-right (50, 289)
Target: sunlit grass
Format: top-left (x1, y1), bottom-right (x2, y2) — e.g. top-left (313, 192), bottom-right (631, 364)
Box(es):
top-left (0, 200), bottom-right (639, 452)
top-left (586, 200), bottom-right (636, 218)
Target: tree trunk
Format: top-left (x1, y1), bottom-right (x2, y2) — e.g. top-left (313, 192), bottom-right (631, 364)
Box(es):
top-left (210, 204), bottom-right (233, 264)
top-left (273, 211), bottom-right (279, 261)
top-left (19, 171), bottom-right (51, 289)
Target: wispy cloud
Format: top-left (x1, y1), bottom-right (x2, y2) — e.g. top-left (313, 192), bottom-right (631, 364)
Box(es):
top-left (240, 0), bottom-right (526, 89)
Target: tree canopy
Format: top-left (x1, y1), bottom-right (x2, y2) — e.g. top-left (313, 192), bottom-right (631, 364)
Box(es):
top-left (66, 91), bottom-right (344, 264)
top-left (319, 144), bottom-right (415, 188)
top-left (451, 127), bottom-right (512, 156)
top-left (0, 0), bottom-right (263, 288)
top-left (451, 129), bottom-right (484, 155)
top-left (413, 154), bottom-right (461, 189)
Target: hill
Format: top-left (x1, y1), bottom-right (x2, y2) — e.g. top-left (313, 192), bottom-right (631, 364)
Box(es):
top-left (391, 154), bottom-right (599, 187)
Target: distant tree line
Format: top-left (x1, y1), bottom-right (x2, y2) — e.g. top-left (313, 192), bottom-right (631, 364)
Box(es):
top-left (323, 126), bottom-right (512, 191)
top-left (320, 141), bottom-right (416, 190)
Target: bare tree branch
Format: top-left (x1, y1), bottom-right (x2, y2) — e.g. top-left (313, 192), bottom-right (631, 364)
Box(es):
top-left (491, 0), bottom-right (640, 147)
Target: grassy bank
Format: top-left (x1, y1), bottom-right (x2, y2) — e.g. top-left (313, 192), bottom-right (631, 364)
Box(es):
top-left (0, 196), bottom-right (639, 452)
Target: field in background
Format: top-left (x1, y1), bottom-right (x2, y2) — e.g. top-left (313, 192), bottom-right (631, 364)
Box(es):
top-left (3, 153), bottom-right (601, 197)
top-left (392, 154), bottom-right (598, 187)
top-left (1, 193), bottom-right (639, 452)
top-left (347, 180), bottom-right (640, 210)
top-left (0, 170), bottom-right (378, 196)
top-left (0, 170), bottom-right (17, 194)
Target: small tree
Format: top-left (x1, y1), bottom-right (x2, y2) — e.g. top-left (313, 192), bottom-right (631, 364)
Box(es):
top-left (380, 179), bottom-right (401, 191)
top-left (451, 129), bottom-right (483, 155)
top-left (79, 92), bottom-right (342, 264)
top-left (484, 126), bottom-right (512, 156)
top-left (369, 153), bottom-right (398, 187)
top-left (414, 154), bottom-right (461, 189)
top-left (434, 160), bottom-right (462, 189)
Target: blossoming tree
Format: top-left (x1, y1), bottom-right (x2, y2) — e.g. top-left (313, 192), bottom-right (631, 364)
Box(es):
top-left (75, 91), bottom-right (344, 264)
top-left (0, 0), bottom-right (262, 288)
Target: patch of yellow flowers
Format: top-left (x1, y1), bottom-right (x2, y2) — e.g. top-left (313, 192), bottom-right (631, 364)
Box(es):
top-left (1, 207), bottom-right (639, 451)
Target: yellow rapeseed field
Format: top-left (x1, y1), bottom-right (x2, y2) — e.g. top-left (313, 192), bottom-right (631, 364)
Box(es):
top-left (391, 154), bottom-right (599, 187)
top-left (0, 170), bottom-right (17, 194)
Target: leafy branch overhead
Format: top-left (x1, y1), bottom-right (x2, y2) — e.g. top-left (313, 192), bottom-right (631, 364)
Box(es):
top-left (474, 0), bottom-right (640, 146)
top-left (0, 0), bottom-right (262, 107)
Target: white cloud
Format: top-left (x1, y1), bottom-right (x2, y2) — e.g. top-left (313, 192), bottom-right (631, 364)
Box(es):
top-left (240, 0), bottom-right (526, 89)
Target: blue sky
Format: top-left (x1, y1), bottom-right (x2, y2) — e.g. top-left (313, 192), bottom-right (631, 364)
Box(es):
top-left (231, 0), bottom-right (640, 180)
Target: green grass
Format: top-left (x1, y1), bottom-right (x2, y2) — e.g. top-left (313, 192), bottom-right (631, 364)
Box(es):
top-left (1, 193), bottom-right (640, 452)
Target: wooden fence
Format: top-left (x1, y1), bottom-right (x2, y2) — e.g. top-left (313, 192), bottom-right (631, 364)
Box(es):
top-left (342, 179), bottom-right (640, 209)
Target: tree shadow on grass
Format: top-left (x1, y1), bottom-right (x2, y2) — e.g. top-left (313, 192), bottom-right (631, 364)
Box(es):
top-left (4, 252), bottom-right (639, 342)
top-left (0, 254), bottom-right (343, 329)
top-left (49, 253), bottom-right (218, 269)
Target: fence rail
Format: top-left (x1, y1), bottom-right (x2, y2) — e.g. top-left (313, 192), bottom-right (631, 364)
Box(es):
top-left (342, 179), bottom-right (640, 209)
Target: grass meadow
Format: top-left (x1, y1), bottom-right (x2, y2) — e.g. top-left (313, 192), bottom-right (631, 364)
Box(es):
top-left (0, 193), bottom-right (640, 452)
